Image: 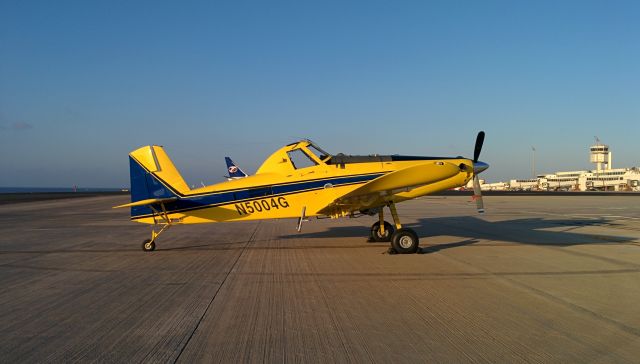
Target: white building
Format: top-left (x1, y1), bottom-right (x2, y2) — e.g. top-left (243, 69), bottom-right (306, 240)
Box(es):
top-left (579, 168), bottom-right (640, 191)
top-left (590, 141), bottom-right (612, 172)
top-left (481, 181), bottom-right (509, 191)
top-left (508, 179), bottom-right (539, 191)
top-left (538, 171), bottom-right (585, 191)
top-left (498, 139), bottom-right (640, 192)
top-left (578, 140), bottom-right (639, 191)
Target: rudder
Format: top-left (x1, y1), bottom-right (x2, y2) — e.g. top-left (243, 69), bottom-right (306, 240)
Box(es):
top-left (129, 145), bottom-right (191, 202)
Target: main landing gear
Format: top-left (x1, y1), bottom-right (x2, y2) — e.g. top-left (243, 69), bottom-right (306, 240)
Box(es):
top-left (141, 204), bottom-right (174, 252)
top-left (369, 202), bottom-right (420, 254)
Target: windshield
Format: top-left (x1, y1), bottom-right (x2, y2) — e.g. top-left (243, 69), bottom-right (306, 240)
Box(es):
top-left (287, 149), bottom-right (318, 169)
top-left (306, 142), bottom-right (332, 162)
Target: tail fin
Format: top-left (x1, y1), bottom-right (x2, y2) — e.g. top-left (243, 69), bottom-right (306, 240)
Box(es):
top-left (128, 145), bottom-right (190, 205)
top-left (224, 156), bottom-right (248, 179)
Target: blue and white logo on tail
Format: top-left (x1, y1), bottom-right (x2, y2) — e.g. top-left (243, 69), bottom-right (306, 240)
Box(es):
top-left (225, 157), bottom-right (248, 180)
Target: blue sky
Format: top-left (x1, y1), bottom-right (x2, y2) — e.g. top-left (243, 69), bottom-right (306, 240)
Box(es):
top-left (1, 0), bottom-right (638, 187)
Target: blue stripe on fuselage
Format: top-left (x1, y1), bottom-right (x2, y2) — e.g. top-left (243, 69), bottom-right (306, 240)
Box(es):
top-left (131, 172), bottom-right (384, 219)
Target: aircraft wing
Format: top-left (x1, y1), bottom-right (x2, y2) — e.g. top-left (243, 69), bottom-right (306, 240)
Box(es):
top-left (317, 162), bottom-right (460, 216)
top-left (113, 197), bottom-right (178, 209)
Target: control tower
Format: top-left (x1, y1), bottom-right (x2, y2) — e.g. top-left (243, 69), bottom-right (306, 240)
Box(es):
top-left (590, 137), bottom-right (612, 172)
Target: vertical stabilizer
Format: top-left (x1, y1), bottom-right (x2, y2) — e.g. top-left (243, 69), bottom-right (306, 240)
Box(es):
top-left (129, 146), bottom-right (191, 200)
top-left (224, 156), bottom-right (248, 179)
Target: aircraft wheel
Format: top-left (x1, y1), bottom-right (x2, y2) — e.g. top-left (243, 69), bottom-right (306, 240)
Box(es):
top-left (142, 239), bottom-right (156, 252)
top-left (391, 229), bottom-right (419, 254)
top-left (370, 221), bottom-right (394, 242)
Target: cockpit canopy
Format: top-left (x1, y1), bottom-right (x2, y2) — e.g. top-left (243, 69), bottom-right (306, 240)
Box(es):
top-left (255, 140), bottom-right (333, 175)
top-left (286, 140), bottom-right (332, 169)
top-left (256, 139), bottom-right (454, 175)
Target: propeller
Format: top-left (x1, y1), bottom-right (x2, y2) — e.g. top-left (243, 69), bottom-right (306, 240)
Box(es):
top-left (473, 131), bottom-right (485, 163)
top-left (472, 173), bottom-right (485, 213)
top-left (472, 131), bottom-right (486, 213)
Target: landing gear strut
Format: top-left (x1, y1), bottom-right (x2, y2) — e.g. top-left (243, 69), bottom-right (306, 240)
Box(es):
top-left (369, 208), bottom-right (394, 242)
top-left (370, 202), bottom-right (420, 254)
top-left (142, 203), bottom-right (173, 252)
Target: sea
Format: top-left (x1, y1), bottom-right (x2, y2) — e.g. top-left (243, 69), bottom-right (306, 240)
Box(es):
top-left (0, 187), bottom-right (127, 193)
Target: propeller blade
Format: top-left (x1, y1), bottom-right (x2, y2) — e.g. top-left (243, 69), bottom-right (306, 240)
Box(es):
top-left (473, 131), bottom-right (485, 163)
top-left (472, 175), bottom-right (485, 213)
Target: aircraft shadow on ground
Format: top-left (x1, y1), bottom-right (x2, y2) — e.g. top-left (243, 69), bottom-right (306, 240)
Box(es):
top-left (281, 216), bottom-right (635, 252)
top-left (6, 217), bottom-right (632, 254)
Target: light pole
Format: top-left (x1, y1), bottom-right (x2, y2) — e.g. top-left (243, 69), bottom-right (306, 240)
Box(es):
top-left (531, 146), bottom-right (536, 179)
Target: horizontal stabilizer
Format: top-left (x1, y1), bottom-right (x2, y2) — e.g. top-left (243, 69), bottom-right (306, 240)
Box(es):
top-left (113, 197), bottom-right (178, 209)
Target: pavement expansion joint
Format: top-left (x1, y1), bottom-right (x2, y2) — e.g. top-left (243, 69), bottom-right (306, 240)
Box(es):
top-left (172, 221), bottom-right (261, 363)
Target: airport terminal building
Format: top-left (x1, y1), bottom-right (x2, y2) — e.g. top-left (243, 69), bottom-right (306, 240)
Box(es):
top-left (479, 141), bottom-right (640, 191)
top-left (537, 168), bottom-right (640, 191)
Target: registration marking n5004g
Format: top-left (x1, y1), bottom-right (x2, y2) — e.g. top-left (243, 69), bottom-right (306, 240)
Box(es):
top-left (235, 197), bottom-right (290, 215)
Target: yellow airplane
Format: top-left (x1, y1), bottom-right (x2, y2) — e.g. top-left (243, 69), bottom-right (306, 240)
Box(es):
top-left (114, 132), bottom-right (489, 253)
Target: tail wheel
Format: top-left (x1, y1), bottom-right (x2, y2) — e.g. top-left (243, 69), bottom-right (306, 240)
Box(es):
top-left (370, 221), bottom-right (394, 242)
top-left (142, 239), bottom-right (156, 252)
top-left (391, 229), bottom-right (419, 254)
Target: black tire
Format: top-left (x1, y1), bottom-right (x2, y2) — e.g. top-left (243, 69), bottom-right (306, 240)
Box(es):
top-left (391, 229), bottom-right (419, 254)
top-left (142, 239), bottom-right (156, 252)
top-left (370, 221), bottom-right (394, 242)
